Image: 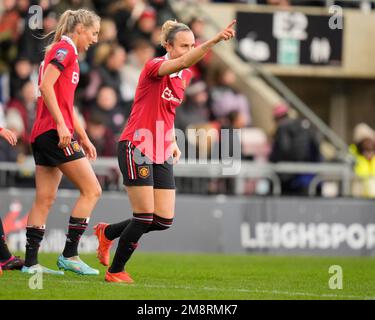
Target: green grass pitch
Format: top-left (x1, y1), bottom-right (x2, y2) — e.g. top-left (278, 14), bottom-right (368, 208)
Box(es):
top-left (1, 252), bottom-right (375, 300)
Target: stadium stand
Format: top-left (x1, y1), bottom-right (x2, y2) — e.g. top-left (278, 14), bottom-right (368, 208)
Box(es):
top-left (1, 0), bottom-right (375, 197)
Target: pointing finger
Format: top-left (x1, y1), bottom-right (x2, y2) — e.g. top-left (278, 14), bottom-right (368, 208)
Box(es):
top-left (226, 19), bottom-right (236, 29)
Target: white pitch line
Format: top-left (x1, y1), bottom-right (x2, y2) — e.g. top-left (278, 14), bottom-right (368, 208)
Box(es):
top-left (141, 284), bottom-right (375, 300)
top-left (23, 278), bottom-right (375, 300)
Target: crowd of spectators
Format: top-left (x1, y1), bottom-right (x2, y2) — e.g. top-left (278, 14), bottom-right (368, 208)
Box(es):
top-left (212, 0), bottom-right (374, 9)
top-left (0, 0), bottom-right (253, 162)
top-left (0, 0), bottom-right (373, 197)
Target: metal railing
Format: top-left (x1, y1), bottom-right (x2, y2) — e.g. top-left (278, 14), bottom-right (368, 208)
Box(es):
top-left (0, 157), bottom-right (353, 196)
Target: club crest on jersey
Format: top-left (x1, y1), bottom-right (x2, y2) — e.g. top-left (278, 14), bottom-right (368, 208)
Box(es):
top-left (71, 141), bottom-right (81, 152)
top-left (55, 48), bottom-right (68, 62)
top-left (138, 166), bottom-right (150, 179)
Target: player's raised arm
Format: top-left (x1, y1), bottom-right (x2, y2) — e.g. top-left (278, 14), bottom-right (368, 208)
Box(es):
top-left (158, 19), bottom-right (236, 77)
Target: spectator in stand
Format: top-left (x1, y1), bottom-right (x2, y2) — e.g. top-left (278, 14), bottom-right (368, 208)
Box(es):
top-left (17, 9), bottom-right (57, 65)
top-left (181, 81), bottom-right (221, 162)
top-left (0, 117), bottom-right (21, 162)
top-left (150, 25), bottom-right (166, 57)
top-left (16, 0), bottom-right (32, 17)
top-left (91, 0), bottom-right (118, 17)
top-left (3, 114), bottom-right (26, 162)
top-left (52, 0), bottom-right (94, 15)
top-left (259, 0), bottom-right (367, 7)
top-left (120, 39), bottom-right (155, 114)
top-left (98, 18), bottom-right (118, 43)
top-left (269, 103), bottom-right (321, 195)
top-left (349, 123), bottom-right (375, 198)
top-left (257, 0), bottom-right (290, 6)
top-left (78, 18), bottom-right (120, 99)
top-left (84, 43), bottom-right (127, 103)
top-left (86, 112), bottom-right (116, 157)
top-left (110, 0), bottom-right (146, 51)
top-left (0, 0), bottom-right (21, 73)
top-left (149, 0), bottom-right (175, 25)
top-left (9, 57), bottom-right (35, 100)
top-left (188, 17), bottom-right (211, 80)
top-left (86, 111), bottom-right (118, 189)
top-left (6, 80), bottom-right (36, 146)
top-left (85, 86), bottom-right (126, 137)
top-left (210, 67), bottom-right (251, 128)
top-left (175, 80), bottom-right (211, 132)
top-left (85, 18), bottom-right (118, 68)
top-left (130, 7), bottom-right (158, 47)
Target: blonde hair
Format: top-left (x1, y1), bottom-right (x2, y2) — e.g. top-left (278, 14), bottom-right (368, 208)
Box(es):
top-left (45, 9), bottom-right (101, 52)
top-left (93, 42), bottom-right (123, 66)
top-left (160, 20), bottom-right (191, 48)
top-left (99, 19), bottom-right (117, 41)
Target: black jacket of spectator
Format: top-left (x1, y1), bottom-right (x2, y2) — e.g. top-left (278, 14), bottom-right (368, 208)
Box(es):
top-left (270, 117), bottom-right (321, 163)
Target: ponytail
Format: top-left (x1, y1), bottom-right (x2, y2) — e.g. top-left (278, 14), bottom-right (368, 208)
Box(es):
top-left (45, 9), bottom-right (100, 53)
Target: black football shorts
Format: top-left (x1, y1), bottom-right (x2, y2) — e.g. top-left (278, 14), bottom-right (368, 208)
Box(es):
top-left (118, 140), bottom-right (175, 189)
top-left (31, 129), bottom-right (86, 167)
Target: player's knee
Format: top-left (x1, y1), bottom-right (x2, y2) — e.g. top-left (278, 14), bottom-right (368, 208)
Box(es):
top-left (37, 193), bottom-right (56, 210)
top-left (82, 183), bottom-right (102, 200)
top-left (94, 183), bottom-right (102, 198)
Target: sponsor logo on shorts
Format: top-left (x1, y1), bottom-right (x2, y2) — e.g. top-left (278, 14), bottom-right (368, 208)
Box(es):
top-left (138, 166), bottom-right (150, 179)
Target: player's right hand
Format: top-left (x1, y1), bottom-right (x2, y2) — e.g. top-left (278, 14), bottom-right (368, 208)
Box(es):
top-left (0, 128), bottom-right (17, 146)
top-left (57, 123), bottom-right (71, 149)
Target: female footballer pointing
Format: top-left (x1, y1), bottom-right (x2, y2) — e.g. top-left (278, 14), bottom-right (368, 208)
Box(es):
top-left (21, 9), bottom-right (102, 275)
top-left (94, 19), bottom-right (236, 283)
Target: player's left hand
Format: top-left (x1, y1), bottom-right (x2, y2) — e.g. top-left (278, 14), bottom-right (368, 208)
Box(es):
top-left (171, 142), bottom-right (181, 165)
top-left (214, 19), bottom-right (236, 43)
top-left (81, 138), bottom-right (97, 161)
top-left (0, 128), bottom-right (17, 146)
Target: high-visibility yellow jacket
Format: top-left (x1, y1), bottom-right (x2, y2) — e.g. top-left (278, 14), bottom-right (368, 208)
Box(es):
top-left (349, 144), bottom-right (375, 177)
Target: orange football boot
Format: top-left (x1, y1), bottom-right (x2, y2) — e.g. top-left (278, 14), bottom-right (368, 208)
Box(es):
top-left (105, 270), bottom-right (134, 284)
top-left (93, 223), bottom-right (113, 266)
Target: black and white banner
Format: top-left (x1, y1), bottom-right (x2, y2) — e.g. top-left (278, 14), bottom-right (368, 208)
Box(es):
top-left (236, 11), bottom-right (343, 66)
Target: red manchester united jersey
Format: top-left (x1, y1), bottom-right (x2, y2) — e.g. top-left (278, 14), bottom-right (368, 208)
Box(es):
top-left (30, 35), bottom-right (79, 142)
top-left (120, 55), bottom-right (193, 163)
